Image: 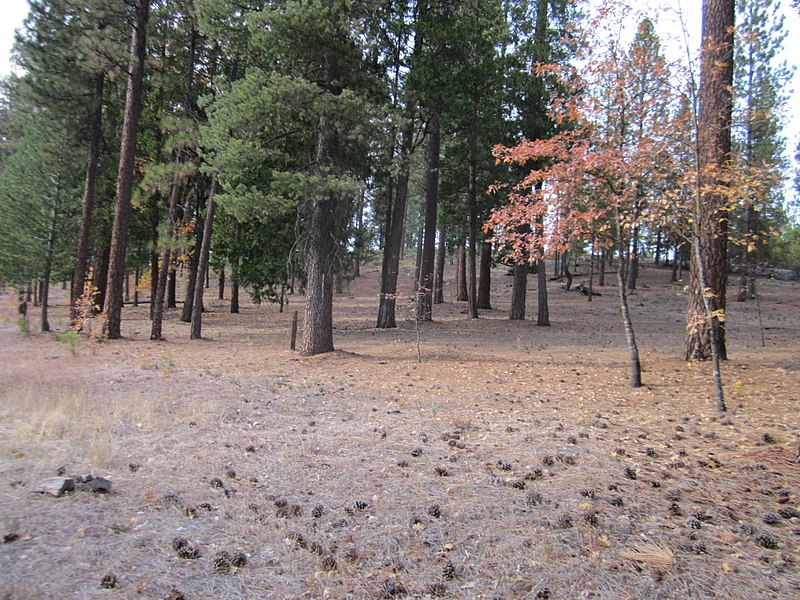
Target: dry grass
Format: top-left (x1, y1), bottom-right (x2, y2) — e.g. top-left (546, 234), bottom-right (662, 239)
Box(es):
top-left (0, 266), bottom-right (799, 599)
top-left (619, 542), bottom-right (675, 567)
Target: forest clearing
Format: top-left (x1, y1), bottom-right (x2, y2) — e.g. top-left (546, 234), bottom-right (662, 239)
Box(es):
top-left (1, 263), bottom-right (798, 599)
top-left (1, 0), bottom-right (800, 597)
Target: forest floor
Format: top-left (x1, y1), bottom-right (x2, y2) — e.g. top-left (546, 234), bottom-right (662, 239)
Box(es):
top-left (0, 260), bottom-right (799, 600)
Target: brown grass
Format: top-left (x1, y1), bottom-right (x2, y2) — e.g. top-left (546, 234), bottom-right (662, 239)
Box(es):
top-left (0, 263), bottom-right (799, 599)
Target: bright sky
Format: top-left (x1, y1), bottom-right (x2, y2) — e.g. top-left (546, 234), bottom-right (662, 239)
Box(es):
top-left (0, 0), bottom-right (29, 78)
top-left (0, 0), bottom-right (798, 196)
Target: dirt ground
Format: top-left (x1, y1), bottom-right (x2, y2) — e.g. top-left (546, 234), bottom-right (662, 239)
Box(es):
top-left (0, 261), bottom-right (798, 599)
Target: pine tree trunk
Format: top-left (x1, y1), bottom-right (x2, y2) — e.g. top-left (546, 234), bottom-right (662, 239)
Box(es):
top-left (510, 219), bottom-right (533, 320)
top-left (191, 178), bottom-right (218, 340)
top-left (685, 0), bottom-right (733, 361)
top-left (150, 248), bottom-right (172, 340)
top-left (467, 161), bottom-right (478, 319)
top-left (377, 105), bottom-right (416, 328)
top-left (41, 189), bottom-right (60, 333)
top-left (230, 260), bottom-right (240, 314)
top-left (537, 258), bottom-right (549, 326)
top-left (455, 244), bottom-right (468, 301)
top-left (416, 113), bottom-right (440, 322)
top-left (167, 267), bottom-right (176, 308)
top-left (301, 44), bottom-right (342, 356)
top-left (737, 203), bottom-right (753, 302)
top-left (102, 0), bottom-right (149, 338)
top-left (152, 159), bottom-right (191, 337)
top-left (71, 72), bottom-right (104, 325)
top-left (301, 108), bottom-right (339, 356)
top-left (414, 197), bottom-right (425, 289)
top-left (532, 193), bottom-right (547, 321)
top-left (149, 249), bottom-right (158, 319)
top-left (434, 225), bottom-right (446, 304)
top-left (354, 189), bottom-right (365, 278)
top-left (181, 197), bottom-right (204, 323)
top-left (599, 248), bottom-right (607, 287)
top-left (218, 266), bottom-right (225, 300)
top-left (93, 243), bottom-right (110, 312)
top-left (478, 241), bottom-right (492, 310)
top-left (509, 262), bottom-right (527, 320)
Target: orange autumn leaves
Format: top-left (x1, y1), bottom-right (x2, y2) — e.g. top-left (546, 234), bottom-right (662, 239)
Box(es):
top-left (486, 14), bottom-right (685, 263)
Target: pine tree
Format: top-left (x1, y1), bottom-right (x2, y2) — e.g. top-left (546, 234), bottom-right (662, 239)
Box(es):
top-left (103, 0), bottom-right (150, 339)
top-left (733, 0), bottom-right (791, 302)
top-left (684, 0), bottom-right (735, 362)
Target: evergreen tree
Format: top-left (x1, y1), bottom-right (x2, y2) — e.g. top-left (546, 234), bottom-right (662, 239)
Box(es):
top-left (0, 101), bottom-right (83, 331)
top-left (103, 0), bottom-right (150, 339)
top-left (202, 0), bottom-right (378, 355)
top-left (733, 0), bottom-right (792, 301)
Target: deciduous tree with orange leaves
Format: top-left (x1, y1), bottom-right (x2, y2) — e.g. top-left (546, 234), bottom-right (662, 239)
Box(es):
top-left (489, 11), bottom-right (677, 388)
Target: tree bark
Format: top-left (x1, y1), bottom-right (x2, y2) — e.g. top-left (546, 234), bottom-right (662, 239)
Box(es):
top-left (230, 263), bottom-right (240, 313)
top-left (467, 161), bottom-right (479, 319)
top-left (478, 241), bottom-right (492, 310)
top-left (510, 219), bottom-right (532, 320)
top-left (167, 267), bottom-right (176, 307)
top-left (509, 262), bottom-right (527, 320)
top-left (93, 242), bottom-right (110, 312)
top-left (41, 184), bottom-right (61, 333)
top-left (537, 257), bottom-right (549, 326)
top-left (71, 72), bottom-right (104, 325)
top-left (416, 112), bottom-right (440, 322)
top-left (377, 105), bottom-right (416, 328)
top-left (300, 108), bottom-right (339, 355)
top-left (616, 212), bottom-right (642, 387)
top-left (433, 225), bottom-right (446, 304)
top-left (102, 0), bottom-right (149, 339)
top-left (148, 249), bottom-right (158, 319)
top-left (151, 26), bottom-right (197, 338)
top-left (354, 189), bottom-right (365, 278)
top-left (300, 44), bottom-right (342, 355)
top-left (191, 177), bottom-right (218, 340)
top-left (218, 266), bottom-right (225, 300)
top-left (181, 196), bottom-right (204, 323)
top-left (685, 0), bottom-right (734, 361)
top-left (151, 169), bottom-right (187, 340)
top-left (628, 226), bottom-right (639, 291)
top-left (453, 244), bottom-right (466, 301)
top-left (737, 202), bottom-right (754, 301)
top-left (599, 248), bottom-right (607, 287)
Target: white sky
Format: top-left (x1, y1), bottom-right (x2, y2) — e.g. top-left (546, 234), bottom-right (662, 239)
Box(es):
top-left (0, 0), bottom-right (798, 197)
top-left (0, 0), bottom-right (29, 78)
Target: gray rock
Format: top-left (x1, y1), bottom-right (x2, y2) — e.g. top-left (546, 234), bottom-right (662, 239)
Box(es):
top-left (33, 477), bottom-right (75, 497)
top-left (79, 477), bottom-right (112, 493)
top-left (772, 269), bottom-right (797, 282)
